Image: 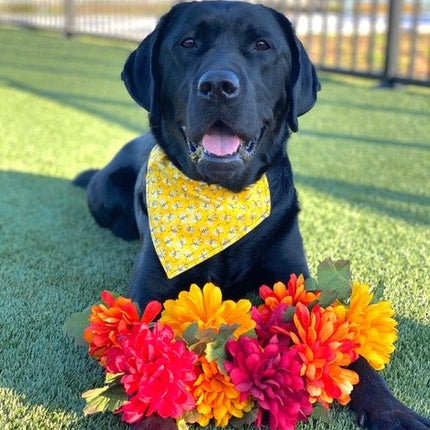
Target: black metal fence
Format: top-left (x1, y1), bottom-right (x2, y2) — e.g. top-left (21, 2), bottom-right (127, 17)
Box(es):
top-left (1, 0), bottom-right (429, 86)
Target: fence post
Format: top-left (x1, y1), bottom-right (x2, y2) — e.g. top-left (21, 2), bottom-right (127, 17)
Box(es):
top-left (64, 0), bottom-right (75, 37)
top-left (381, 0), bottom-right (402, 87)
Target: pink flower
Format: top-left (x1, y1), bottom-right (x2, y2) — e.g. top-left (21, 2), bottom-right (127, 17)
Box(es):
top-left (252, 303), bottom-right (295, 347)
top-left (225, 335), bottom-right (312, 430)
top-left (106, 322), bottom-right (198, 423)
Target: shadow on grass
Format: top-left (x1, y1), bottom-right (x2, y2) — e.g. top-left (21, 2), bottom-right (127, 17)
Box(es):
top-left (296, 174), bottom-right (430, 226)
top-left (0, 26), bottom-right (146, 134)
top-left (300, 129), bottom-right (429, 152)
top-left (6, 78), bottom-right (144, 134)
top-left (0, 170), bottom-right (134, 429)
top-left (316, 97), bottom-right (430, 118)
top-left (318, 75), bottom-right (430, 117)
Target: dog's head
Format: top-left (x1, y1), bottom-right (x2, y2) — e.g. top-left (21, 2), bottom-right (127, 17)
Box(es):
top-left (122, 1), bottom-right (320, 191)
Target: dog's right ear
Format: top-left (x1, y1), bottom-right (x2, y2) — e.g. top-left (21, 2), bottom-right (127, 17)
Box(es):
top-left (121, 21), bottom-right (163, 126)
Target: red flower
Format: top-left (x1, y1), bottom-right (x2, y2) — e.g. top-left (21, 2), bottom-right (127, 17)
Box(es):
top-left (83, 291), bottom-right (161, 366)
top-left (251, 303), bottom-right (295, 347)
top-left (225, 335), bottom-right (312, 430)
top-left (106, 322), bottom-right (198, 423)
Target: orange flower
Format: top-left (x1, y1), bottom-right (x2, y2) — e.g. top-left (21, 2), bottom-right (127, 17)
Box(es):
top-left (160, 283), bottom-right (255, 338)
top-left (259, 274), bottom-right (321, 313)
top-left (290, 303), bottom-right (359, 407)
top-left (342, 281), bottom-right (398, 370)
top-left (83, 291), bottom-right (161, 366)
top-left (192, 356), bottom-right (254, 427)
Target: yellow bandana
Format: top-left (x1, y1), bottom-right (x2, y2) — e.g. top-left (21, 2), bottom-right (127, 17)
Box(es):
top-left (146, 145), bottom-right (271, 278)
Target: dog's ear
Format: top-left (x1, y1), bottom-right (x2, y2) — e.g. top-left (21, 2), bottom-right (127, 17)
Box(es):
top-left (273, 11), bottom-right (321, 132)
top-left (121, 16), bottom-right (167, 126)
top-left (288, 36), bottom-right (320, 132)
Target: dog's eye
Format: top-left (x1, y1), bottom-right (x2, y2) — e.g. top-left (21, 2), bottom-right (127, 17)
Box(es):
top-left (255, 40), bottom-right (270, 51)
top-left (181, 38), bottom-right (197, 48)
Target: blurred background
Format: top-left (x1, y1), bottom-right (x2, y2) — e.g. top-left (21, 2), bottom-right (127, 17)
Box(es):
top-left (0, 0), bottom-right (429, 87)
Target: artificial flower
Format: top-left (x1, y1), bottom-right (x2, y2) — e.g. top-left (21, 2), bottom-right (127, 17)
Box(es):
top-left (251, 303), bottom-right (295, 347)
top-left (160, 283), bottom-right (255, 338)
top-left (106, 322), bottom-right (198, 423)
top-left (259, 274), bottom-right (321, 313)
top-left (341, 281), bottom-right (398, 370)
top-left (225, 335), bottom-right (312, 430)
top-left (74, 264), bottom-right (399, 429)
top-left (289, 303), bottom-right (359, 407)
top-left (83, 291), bottom-right (161, 366)
top-left (192, 356), bottom-right (254, 427)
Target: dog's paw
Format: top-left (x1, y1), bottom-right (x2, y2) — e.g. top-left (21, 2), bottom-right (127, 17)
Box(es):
top-left (357, 405), bottom-right (430, 429)
top-left (349, 357), bottom-right (430, 430)
top-left (130, 415), bottom-right (178, 430)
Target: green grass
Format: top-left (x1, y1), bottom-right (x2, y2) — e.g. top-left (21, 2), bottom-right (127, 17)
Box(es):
top-left (0, 24), bottom-right (429, 430)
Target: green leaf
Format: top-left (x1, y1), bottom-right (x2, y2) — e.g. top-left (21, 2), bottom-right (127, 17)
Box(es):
top-left (192, 327), bottom-right (218, 355)
top-left (82, 386), bottom-right (110, 415)
top-left (206, 324), bottom-right (239, 373)
top-left (317, 258), bottom-right (352, 301)
top-left (63, 308), bottom-right (91, 346)
top-left (242, 328), bottom-right (257, 339)
top-left (311, 402), bottom-right (331, 423)
top-left (307, 299), bottom-right (319, 312)
top-left (198, 327), bottom-right (219, 343)
top-left (182, 322), bottom-right (200, 346)
top-left (244, 291), bottom-right (261, 305)
top-left (283, 305), bottom-right (296, 322)
top-left (181, 408), bottom-right (202, 424)
top-left (371, 280), bottom-right (385, 303)
top-left (105, 372), bottom-right (124, 385)
top-left (317, 290), bottom-right (340, 308)
top-left (82, 373), bottom-right (127, 416)
top-left (305, 277), bottom-right (319, 292)
top-left (182, 324), bottom-right (220, 355)
top-left (177, 418), bottom-right (191, 430)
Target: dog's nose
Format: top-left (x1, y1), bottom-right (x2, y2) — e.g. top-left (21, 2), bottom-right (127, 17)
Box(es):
top-left (198, 70), bottom-right (240, 100)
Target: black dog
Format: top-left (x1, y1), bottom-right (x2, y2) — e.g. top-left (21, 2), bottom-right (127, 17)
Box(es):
top-left (74, 2), bottom-right (430, 430)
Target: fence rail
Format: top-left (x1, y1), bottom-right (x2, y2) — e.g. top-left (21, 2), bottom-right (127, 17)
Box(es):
top-left (1, 0), bottom-right (429, 86)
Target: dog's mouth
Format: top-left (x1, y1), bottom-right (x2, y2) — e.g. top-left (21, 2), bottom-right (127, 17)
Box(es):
top-left (182, 121), bottom-right (264, 163)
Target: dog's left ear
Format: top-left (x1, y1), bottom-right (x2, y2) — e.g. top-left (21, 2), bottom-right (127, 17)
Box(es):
top-left (273, 10), bottom-right (321, 132)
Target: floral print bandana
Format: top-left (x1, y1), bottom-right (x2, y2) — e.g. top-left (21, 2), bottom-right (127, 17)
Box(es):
top-left (146, 145), bottom-right (271, 278)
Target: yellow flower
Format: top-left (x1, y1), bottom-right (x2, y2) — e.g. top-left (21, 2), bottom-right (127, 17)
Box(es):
top-left (160, 283), bottom-right (255, 338)
top-left (341, 281), bottom-right (398, 370)
top-left (192, 356), bottom-right (254, 427)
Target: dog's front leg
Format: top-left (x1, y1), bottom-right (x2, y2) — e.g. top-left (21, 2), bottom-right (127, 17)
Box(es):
top-left (349, 356), bottom-right (430, 429)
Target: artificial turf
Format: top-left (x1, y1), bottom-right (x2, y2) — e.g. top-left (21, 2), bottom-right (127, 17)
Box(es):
top-left (0, 25), bottom-right (429, 430)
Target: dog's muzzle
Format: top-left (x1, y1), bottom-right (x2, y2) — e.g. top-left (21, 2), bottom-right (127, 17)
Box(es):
top-left (182, 122), bottom-right (265, 164)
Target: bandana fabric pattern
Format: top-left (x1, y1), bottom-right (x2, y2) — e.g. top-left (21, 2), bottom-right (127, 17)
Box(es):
top-left (146, 145), bottom-right (271, 278)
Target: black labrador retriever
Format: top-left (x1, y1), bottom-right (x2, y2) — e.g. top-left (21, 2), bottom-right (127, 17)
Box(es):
top-left (74, 2), bottom-right (430, 430)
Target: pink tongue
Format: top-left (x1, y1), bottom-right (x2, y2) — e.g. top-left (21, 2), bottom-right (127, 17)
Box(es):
top-left (201, 134), bottom-right (241, 156)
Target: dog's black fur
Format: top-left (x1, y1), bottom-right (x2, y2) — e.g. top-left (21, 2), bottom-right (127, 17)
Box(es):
top-left (74, 2), bottom-right (430, 429)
